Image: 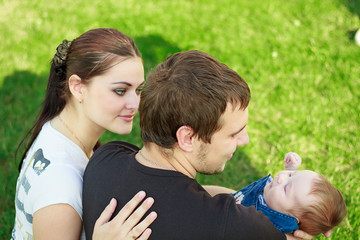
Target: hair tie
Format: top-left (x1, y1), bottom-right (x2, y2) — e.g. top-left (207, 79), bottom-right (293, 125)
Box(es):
top-left (53, 39), bottom-right (72, 76)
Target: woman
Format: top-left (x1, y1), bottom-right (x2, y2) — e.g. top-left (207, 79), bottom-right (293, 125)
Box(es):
top-left (12, 28), bottom-right (157, 240)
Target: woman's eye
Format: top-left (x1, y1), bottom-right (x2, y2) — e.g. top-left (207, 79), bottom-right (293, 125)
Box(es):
top-left (114, 89), bottom-right (126, 96)
top-left (135, 88), bottom-right (143, 95)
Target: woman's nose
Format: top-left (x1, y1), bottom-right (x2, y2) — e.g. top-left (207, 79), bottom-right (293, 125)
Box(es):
top-left (125, 92), bottom-right (140, 110)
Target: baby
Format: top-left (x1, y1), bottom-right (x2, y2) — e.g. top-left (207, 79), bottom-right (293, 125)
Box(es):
top-left (232, 152), bottom-right (347, 236)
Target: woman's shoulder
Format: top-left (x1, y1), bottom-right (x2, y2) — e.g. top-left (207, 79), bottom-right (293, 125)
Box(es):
top-left (27, 122), bottom-right (88, 167)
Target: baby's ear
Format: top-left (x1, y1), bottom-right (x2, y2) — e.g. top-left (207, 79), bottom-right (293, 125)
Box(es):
top-left (323, 230), bottom-right (331, 237)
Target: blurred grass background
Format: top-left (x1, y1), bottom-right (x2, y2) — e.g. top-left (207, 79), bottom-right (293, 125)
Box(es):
top-left (0, 0), bottom-right (359, 239)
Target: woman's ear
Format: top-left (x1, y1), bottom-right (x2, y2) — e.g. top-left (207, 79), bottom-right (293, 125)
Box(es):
top-left (68, 74), bottom-right (84, 103)
top-left (176, 126), bottom-right (195, 152)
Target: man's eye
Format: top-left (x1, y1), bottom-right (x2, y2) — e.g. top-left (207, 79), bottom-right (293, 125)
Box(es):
top-left (114, 89), bottom-right (126, 96)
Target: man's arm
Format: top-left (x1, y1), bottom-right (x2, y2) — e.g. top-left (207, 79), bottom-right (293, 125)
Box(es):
top-left (225, 201), bottom-right (286, 240)
top-left (202, 185), bottom-right (236, 196)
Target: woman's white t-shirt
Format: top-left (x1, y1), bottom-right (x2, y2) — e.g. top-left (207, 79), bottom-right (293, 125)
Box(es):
top-left (12, 121), bottom-right (88, 240)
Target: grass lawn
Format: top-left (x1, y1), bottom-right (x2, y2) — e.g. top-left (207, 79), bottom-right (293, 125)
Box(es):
top-left (1, 0), bottom-right (359, 239)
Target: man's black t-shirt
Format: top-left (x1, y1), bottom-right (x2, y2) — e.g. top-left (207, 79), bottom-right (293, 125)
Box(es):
top-left (83, 141), bottom-right (285, 240)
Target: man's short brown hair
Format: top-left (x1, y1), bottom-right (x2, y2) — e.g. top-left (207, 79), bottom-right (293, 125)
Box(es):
top-left (139, 50), bottom-right (250, 148)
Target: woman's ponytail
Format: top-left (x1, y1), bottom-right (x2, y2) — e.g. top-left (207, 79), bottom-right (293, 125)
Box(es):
top-left (16, 40), bottom-right (72, 171)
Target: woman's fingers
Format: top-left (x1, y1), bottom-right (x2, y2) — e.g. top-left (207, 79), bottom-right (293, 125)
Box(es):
top-left (93, 191), bottom-right (157, 240)
top-left (128, 211), bottom-right (157, 238)
top-left (136, 228), bottom-right (152, 240)
top-left (112, 191), bottom-right (147, 224)
top-left (94, 198), bottom-right (117, 227)
top-left (123, 197), bottom-right (155, 230)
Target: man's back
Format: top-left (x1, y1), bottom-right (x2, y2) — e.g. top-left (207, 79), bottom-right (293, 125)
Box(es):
top-left (83, 141), bottom-right (285, 240)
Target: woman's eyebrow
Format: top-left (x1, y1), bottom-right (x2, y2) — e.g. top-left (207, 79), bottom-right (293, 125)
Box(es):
top-left (111, 81), bottom-right (146, 87)
top-left (111, 81), bottom-right (132, 86)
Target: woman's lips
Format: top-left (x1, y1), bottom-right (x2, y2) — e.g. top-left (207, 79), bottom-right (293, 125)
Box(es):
top-left (118, 114), bottom-right (135, 122)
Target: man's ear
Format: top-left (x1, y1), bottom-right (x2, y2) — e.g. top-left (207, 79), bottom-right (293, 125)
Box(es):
top-left (68, 74), bottom-right (84, 103)
top-left (176, 126), bottom-right (195, 152)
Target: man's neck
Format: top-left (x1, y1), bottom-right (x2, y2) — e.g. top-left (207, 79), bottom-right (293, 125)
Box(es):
top-left (136, 143), bottom-right (196, 178)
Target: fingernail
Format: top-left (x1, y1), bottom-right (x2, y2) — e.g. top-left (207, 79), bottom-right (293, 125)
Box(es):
top-left (149, 211), bottom-right (157, 219)
top-left (109, 198), bottom-right (116, 206)
top-left (145, 197), bottom-right (154, 205)
top-left (137, 191), bottom-right (146, 199)
top-left (144, 228), bottom-right (152, 236)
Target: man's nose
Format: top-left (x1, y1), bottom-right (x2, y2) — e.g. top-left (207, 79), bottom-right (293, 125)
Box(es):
top-left (237, 129), bottom-right (249, 146)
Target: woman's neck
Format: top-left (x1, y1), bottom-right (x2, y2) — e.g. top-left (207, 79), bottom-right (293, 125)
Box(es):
top-left (51, 104), bottom-right (104, 159)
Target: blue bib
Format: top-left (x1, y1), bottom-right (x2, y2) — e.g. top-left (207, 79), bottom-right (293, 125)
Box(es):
top-left (232, 174), bottom-right (299, 233)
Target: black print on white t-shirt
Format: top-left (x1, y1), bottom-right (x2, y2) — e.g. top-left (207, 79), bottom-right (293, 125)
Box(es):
top-left (32, 149), bottom-right (50, 175)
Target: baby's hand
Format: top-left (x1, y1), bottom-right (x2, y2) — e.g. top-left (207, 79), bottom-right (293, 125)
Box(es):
top-left (284, 152), bottom-right (301, 170)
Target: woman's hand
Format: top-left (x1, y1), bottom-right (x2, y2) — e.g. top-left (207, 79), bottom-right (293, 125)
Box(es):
top-left (93, 191), bottom-right (157, 240)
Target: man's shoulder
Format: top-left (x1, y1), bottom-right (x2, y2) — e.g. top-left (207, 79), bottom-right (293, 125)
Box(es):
top-left (96, 141), bottom-right (140, 154)
top-left (91, 141), bottom-right (139, 161)
top-left (85, 141), bottom-right (139, 175)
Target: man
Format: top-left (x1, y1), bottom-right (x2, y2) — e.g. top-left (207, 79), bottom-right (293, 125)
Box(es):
top-left (83, 50), bottom-right (313, 239)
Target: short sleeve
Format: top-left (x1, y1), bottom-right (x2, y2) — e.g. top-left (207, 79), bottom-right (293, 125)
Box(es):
top-left (29, 163), bottom-right (83, 219)
top-left (222, 195), bottom-right (286, 240)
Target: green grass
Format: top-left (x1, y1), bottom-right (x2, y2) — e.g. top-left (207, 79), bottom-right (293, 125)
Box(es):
top-left (1, 0), bottom-right (359, 239)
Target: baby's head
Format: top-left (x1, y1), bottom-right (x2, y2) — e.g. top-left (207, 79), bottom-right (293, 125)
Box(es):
top-left (263, 170), bottom-right (347, 235)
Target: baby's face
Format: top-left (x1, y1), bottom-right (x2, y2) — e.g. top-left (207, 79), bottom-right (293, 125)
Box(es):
top-left (263, 170), bottom-right (319, 216)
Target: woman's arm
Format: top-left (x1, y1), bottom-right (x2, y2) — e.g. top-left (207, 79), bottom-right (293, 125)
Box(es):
top-left (203, 185), bottom-right (236, 196)
top-left (33, 203), bottom-right (81, 240)
top-left (33, 191), bottom-right (157, 240)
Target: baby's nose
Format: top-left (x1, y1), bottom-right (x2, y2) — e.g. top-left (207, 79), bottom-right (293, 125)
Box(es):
top-left (277, 173), bottom-right (287, 184)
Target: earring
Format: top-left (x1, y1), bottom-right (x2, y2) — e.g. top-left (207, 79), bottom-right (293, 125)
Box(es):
top-left (79, 99), bottom-right (83, 104)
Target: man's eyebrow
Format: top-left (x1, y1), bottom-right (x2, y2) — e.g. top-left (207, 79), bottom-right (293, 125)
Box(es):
top-left (231, 123), bottom-right (247, 136)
